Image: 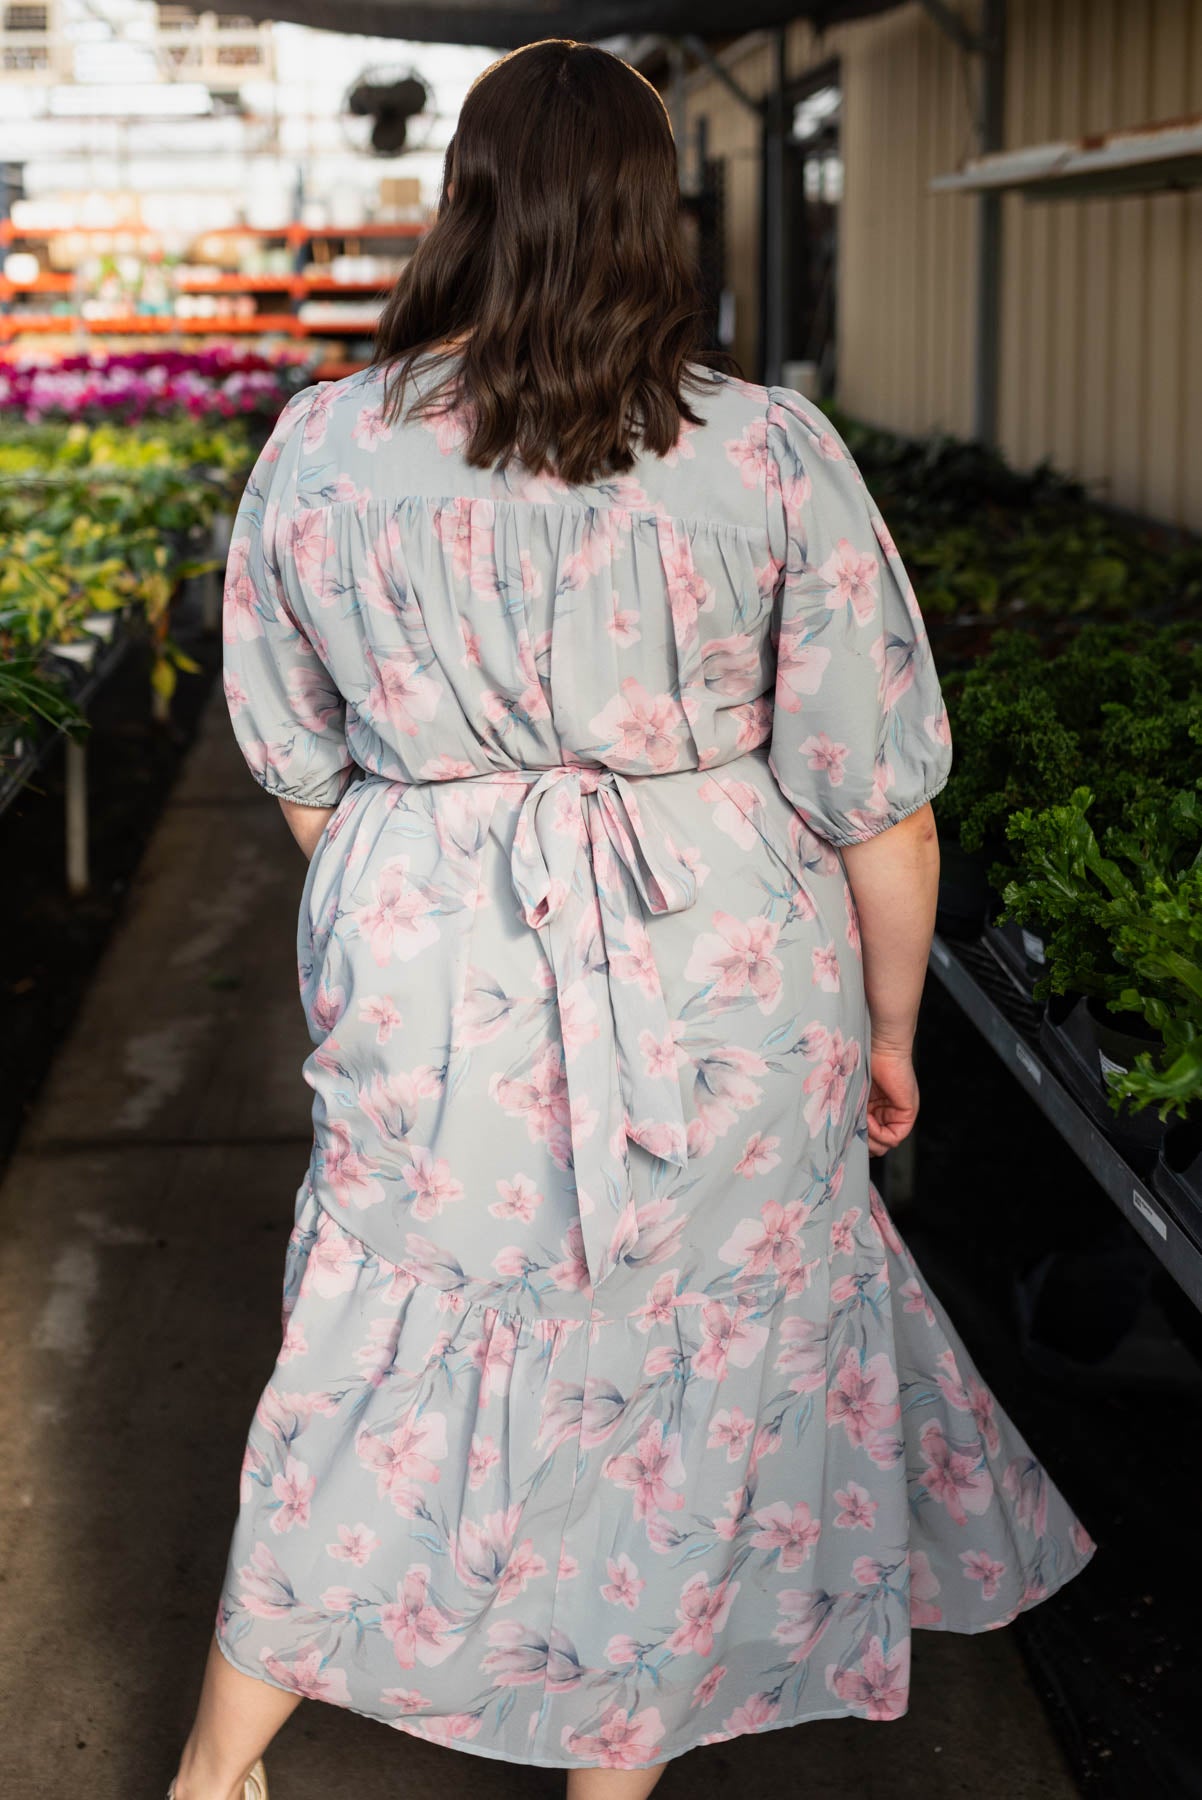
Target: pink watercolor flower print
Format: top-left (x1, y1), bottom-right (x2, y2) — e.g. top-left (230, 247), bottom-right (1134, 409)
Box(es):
top-left (691, 1301), bottom-right (770, 1382)
top-left (326, 1523), bottom-right (380, 1566)
top-left (489, 1173), bottom-right (544, 1223)
top-left (698, 634), bottom-right (761, 700)
top-left (772, 1588), bottom-right (837, 1660)
top-left (236, 1542), bottom-right (295, 1619)
top-left (489, 1044), bottom-right (578, 1169)
top-left (351, 402), bottom-right (393, 450)
top-left (666, 1574), bottom-right (739, 1658)
top-left (811, 939), bottom-right (841, 992)
top-left (719, 1198), bottom-right (811, 1281)
top-left (467, 1435), bottom-right (500, 1490)
top-left (707, 1407), bottom-right (756, 1462)
top-left (357, 1408), bottom-right (448, 1513)
top-left (833, 1481), bottom-right (877, 1530)
top-left (320, 1121), bottom-right (385, 1211)
top-left (379, 1565), bottom-right (458, 1669)
top-left (349, 856), bottom-right (441, 965)
top-left (826, 1347), bottom-right (901, 1451)
top-left (799, 731), bottom-right (851, 788)
top-left (603, 1418), bottom-right (686, 1520)
top-left (818, 538), bottom-right (879, 626)
top-left (269, 1457), bottom-right (315, 1535)
top-left (684, 911), bottom-right (783, 1014)
top-left (934, 1349), bottom-right (1001, 1458)
top-left (1001, 1457), bottom-right (1049, 1539)
top-left (400, 1145), bottom-right (463, 1220)
top-left (562, 1705), bottom-right (666, 1770)
top-left (773, 1315), bottom-right (826, 1394)
top-left (259, 1645), bottom-right (351, 1705)
top-left (734, 1132), bottom-right (781, 1178)
top-left (960, 1549), bottom-right (1006, 1600)
top-left (222, 558), bottom-right (264, 644)
top-left (917, 1421), bottom-right (994, 1525)
top-left (801, 1025), bottom-right (861, 1134)
top-left (608, 590), bottom-right (641, 646)
top-left (691, 1665), bottom-right (728, 1709)
top-left (588, 678), bottom-right (687, 772)
top-left (827, 1207), bottom-right (861, 1259)
top-left (470, 1316), bottom-right (520, 1403)
top-left (751, 1501), bottom-right (822, 1570)
top-left (365, 646), bottom-right (442, 739)
top-left (698, 774), bottom-right (764, 851)
top-left (908, 1549), bottom-right (943, 1626)
top-left (825, 1633), bottom-right (909, 1720)
top-left (288, 510), bottom-right (338, 591)
top-left (688, 1045), bottom-right (768, 1155)
top-left (358, 994), bottom-right (403, 1043)
top-left (725, 417), bottom-right (772, 489)
top-left (719, 1692), bottom-right (781, 1737)
top-left (601, 1553), bottom-right (646, 1611)
top-left (775, 628), bottom-right (832, 713)
top-left (481, 1622), bottom-right (583, 1692)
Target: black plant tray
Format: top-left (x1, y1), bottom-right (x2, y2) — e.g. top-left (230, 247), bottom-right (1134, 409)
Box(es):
top-left (1038, 999), bottom-right (1165, 1172)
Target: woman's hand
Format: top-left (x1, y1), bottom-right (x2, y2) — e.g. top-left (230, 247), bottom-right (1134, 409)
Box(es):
top-left (865, 1043), bottom-right (920, 1156)
top-left (839, 803), bottom-right (940, 1159)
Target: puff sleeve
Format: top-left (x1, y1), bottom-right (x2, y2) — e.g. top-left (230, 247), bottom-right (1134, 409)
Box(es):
top-left (222, 385), bottom-right (353, 808)
top-left (764, 384), bottom-right (952, 847)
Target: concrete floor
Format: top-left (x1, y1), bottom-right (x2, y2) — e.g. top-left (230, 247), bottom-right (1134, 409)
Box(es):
top-left (0, 693), bottom-right (1082, 1800)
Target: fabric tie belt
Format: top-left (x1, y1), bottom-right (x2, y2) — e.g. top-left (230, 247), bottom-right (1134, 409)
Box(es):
top-left (473, 764), bottom-right (699, 1290)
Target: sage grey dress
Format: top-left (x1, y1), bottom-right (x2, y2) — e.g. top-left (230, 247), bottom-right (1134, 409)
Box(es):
top-left (215, 357), bottom-right (1095, 1769)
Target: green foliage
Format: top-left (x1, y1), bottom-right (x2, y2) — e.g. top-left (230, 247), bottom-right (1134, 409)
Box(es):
top-left (827, 404), bottom-right (1202, 633)
top-left (999, 786), bottom-right (1202, 1119)
top-left (0, 419), bottom-right (252, 752)
top-left (936, 621), bottom-right (1202, 890)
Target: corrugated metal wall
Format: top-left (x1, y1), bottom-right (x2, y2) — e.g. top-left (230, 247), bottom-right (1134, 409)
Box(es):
top-left (681, 0), bottom-right (1202, 530)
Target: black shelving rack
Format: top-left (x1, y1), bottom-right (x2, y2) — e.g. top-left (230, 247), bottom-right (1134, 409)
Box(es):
top-left (926, 932), bottom-right (1202, 1312)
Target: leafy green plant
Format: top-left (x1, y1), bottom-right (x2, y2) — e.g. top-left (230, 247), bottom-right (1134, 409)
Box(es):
top-left (827, 403), bottom-right (1202, 638)
top-left (999, 786), bottom-right (1202, 1120)
top-left (936, 622), bottom-right (1202, 894)
top-left (0, 418), bottom-right (251, 746)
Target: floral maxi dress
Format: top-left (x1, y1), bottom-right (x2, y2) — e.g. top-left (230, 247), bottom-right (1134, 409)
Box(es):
top-left (216, 358), bottom-right (1096, 1769)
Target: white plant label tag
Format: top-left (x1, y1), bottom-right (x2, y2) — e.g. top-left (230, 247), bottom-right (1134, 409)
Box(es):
top-left (1131, 1191), bottom-right (1167, 1241)
top-left (1020, 930), bottom-right (1046, 964)
top-left (1098, 1050), bottom-right (1128, 1082)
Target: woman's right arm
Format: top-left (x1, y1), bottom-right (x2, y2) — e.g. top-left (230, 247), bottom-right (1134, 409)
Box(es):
top-left (840, 802), bottom-right (941, 1156)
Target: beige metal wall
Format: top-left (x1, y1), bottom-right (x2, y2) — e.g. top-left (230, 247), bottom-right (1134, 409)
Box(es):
top-left (681, 1), bottom-right (1202, 531)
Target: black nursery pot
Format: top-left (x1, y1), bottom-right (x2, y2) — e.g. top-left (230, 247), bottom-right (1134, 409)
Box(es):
top-left (983, 916), bottom-right (1048, 996)
top-left (1039, 993), bottom-right (1166, 1164)
top-left (935, 841), bottom-right (992, 940)
top-left (1152, 1111), bottom-right (1202, 1227)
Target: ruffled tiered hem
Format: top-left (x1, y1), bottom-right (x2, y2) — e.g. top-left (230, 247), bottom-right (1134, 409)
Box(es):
top-left (214, 1183), bottom-right (1096, 1768)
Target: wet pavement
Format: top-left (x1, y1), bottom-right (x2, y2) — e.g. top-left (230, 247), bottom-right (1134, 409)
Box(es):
top-left (0, 691), bottom-right (1083, 1799)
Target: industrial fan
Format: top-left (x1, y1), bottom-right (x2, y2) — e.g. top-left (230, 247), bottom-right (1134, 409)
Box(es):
top-left (342, 65), bottom-right (432, 157)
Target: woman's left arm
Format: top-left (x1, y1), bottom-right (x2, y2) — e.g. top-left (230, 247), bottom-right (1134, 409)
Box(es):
top-left (279, 799), bottom-right (336, 859)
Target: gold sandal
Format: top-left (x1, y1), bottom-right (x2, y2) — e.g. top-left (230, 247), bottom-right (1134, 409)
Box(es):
top-left (166, 1759), bottom-right (268, 1800)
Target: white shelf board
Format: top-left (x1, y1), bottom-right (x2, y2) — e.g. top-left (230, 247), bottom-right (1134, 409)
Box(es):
top-left (930, 115), bottom-right (1202, 201)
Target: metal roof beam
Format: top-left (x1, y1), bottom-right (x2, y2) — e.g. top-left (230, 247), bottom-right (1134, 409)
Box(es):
top-left (917, 0), bottom-right (985, 57)
top-left (679, 33), bottom-right (764, 116)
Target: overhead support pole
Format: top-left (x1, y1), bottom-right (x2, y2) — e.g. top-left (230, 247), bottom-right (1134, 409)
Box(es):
top-left (664, 36), bottom-right (689, 181)
top-left (679, 33), bottom-right (762, 118)
top-left (973, 0), bottom-right (1006, 447)
top-left (762, 27), bottom-right (789, 387)
top-left (916, 0), bottom-right (1005, 445)
top-left (917, 0), bottom-right (985, 56)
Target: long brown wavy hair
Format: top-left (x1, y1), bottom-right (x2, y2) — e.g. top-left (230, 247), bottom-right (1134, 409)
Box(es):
top-left (371, 38), bottom-right (741, 486)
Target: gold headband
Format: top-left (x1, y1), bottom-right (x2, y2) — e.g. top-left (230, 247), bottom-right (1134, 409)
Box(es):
top-left (464, 38), bottom-right (672, 126)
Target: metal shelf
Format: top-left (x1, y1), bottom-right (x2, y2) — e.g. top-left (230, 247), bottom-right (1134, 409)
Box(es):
top-left (928, 931), bottom-right (1202, 1311)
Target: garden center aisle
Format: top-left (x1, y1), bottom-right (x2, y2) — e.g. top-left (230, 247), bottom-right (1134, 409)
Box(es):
top-left (0, 687), bottom-right (1082, 1800)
